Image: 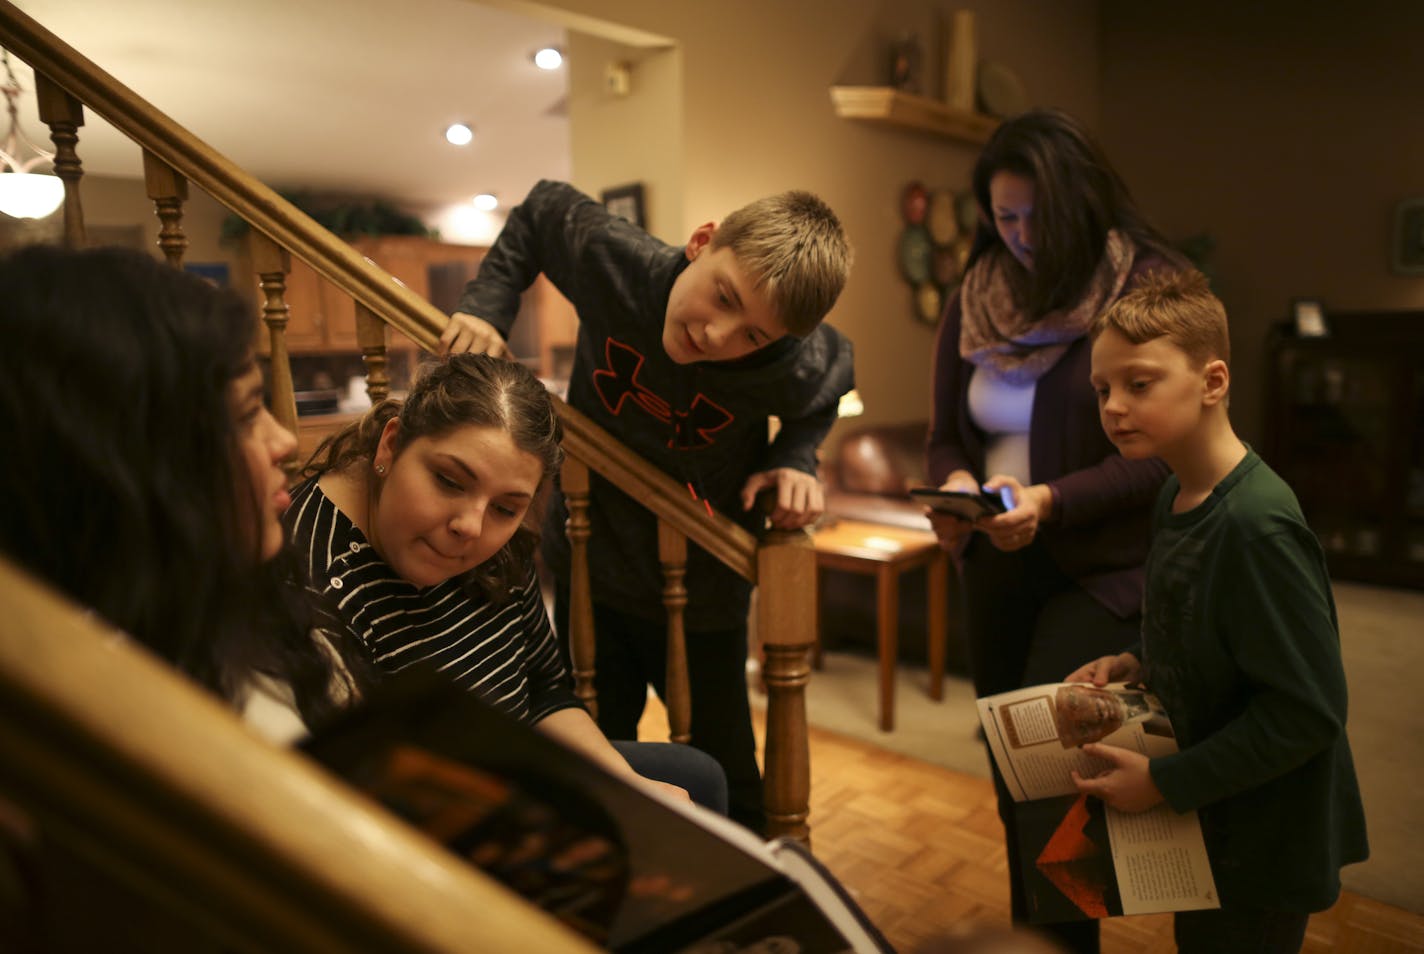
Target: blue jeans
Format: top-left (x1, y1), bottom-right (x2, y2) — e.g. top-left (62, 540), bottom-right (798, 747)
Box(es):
top-left (611, 739), bottom-right (729, 816)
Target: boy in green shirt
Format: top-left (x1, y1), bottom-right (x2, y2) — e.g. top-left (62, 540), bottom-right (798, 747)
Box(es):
top-left (1068, 270), bottom-right (1367, 952)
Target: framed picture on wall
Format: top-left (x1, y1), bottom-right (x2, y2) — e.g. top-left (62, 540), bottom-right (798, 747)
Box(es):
top-left (601, 182), bottom-right (645, 229)
top-left (1392, 197), bottom-right (1424, 276)
top-left (1292, 298), bottom-right (1329, 338)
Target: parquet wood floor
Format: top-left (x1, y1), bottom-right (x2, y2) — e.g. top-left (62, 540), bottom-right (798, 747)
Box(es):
top-left (638, 699), bottom-right (1424, 953)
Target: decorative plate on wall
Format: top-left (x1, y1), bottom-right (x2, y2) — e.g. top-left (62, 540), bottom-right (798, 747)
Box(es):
top-left (897, 225), bottom-right (933, 286)
top-left (901, 181), bottom-right (929, 225)
top-left (956, 191), bottom-right (980, 234)
top-left (927, 189), bottom-right (959, 246)
top-left (916, 282), bottom-right (943, 324)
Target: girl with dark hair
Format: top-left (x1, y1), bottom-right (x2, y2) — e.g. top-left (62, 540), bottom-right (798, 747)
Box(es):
top-left (926, 109), bottom-right (1188, 953)
top-left (288, 353), bottom-right (728, 812)
top-left (0, 244), bottom-right (370, 732)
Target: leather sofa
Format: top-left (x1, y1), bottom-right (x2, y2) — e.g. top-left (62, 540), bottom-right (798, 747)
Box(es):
top-left (816, 422), bottom-right (968, 673)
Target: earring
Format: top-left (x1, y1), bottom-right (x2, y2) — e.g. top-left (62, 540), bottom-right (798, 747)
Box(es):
top-left (374, 463), bottom-right (387, 476)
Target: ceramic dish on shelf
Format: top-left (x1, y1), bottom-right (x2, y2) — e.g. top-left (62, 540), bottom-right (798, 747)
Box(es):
top-left (977, 61), bottom-right (1028, 118)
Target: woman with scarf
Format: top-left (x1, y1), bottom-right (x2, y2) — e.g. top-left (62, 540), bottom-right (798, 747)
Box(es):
top-left (926, 109), bottom-right (1187, 953)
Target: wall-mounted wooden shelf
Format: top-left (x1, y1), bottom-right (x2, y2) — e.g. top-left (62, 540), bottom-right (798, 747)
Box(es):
top-left (830, 86), bottom-right (998, 145)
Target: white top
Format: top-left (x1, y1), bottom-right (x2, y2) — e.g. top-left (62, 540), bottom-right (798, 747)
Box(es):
top-left (967, 366), bottom-right (1034, 484)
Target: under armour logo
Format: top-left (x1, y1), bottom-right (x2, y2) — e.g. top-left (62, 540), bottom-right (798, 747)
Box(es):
top-left (592, 338), bottom-right (733, 449)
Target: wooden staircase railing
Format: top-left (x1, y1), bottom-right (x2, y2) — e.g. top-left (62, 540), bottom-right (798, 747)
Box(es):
top-left (0, 0), bottom-right (817, 852)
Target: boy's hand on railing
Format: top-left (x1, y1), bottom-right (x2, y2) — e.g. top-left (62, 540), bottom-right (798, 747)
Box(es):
top-left (440, 311), bottom-right (512, 357)
top-left (741, 468), bottom-right (824, 531)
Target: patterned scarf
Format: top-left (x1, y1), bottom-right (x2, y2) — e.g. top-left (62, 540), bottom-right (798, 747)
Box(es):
top-left (960, 230), bottom-right (1135, 385)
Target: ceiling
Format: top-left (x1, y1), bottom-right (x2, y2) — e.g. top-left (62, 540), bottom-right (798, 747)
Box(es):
top-left (8, 0), bottom-right (571, 218)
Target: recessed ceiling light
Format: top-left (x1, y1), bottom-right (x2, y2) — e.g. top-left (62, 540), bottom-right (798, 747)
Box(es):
top-left (445, 123), bottom-right (474, 146)
top-left (472, 193), bottom-right (498, 211)
top-left (533, 47), bottom-right (563, 71)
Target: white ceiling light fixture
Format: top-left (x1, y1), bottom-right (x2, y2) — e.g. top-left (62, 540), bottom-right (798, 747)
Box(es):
top-left (444, 122), bottom-right (474, 146)
top-left (0, 49), bottom-right (63, 220)
top-left (472, 193), bottom-right (498, 211)
top-left (532, 47), bottom-right (563, 71)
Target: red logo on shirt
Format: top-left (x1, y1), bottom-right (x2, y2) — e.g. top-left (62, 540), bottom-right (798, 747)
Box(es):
top-left (591, 338), bottom-right (732, 449)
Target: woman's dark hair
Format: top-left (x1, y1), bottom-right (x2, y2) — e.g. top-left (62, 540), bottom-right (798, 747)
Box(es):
top-left (303, 353), bottom-right (564, 603)
top-left (0, 244), bottom-right (364, 726)
top-left (967, 108), bottom-right (1185, 317)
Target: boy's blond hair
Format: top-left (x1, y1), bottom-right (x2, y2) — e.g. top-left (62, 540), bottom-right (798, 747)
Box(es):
top-left (1091, 269), bottom-right (1229, 367)
top-left (711, 190), bottom-right (853, 337)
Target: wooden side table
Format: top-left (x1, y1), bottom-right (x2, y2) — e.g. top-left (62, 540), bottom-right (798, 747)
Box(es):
top-left (811, 519), bottom-right (950, 731)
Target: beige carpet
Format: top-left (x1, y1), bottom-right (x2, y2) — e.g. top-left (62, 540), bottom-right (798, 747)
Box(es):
top-left (755, 579), bottom-right (1424, 915)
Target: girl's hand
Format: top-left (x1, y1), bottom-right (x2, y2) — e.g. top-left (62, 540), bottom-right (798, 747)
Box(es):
top-left (1071, 743), bottom-right (1164, 813)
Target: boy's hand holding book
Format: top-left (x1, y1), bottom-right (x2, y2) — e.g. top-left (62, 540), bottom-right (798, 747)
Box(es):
top-left (1070, 742), bottom-right (1165, 813)
top-left (1064, 651), bottom-right (1142, 687)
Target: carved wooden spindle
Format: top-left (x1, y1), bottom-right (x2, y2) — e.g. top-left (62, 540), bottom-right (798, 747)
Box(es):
top-left (32, 71), bottom-right (84, 248)
top-left (354, 303), bottom-right (390, 405)
top-left (142, 151), bottom-right (189, 267)
top-left (246, 233), bottom-right (299, 447)
top-left (658, 520), bottom-right (691, 744)
top-left (562, 457), bottom-right (597, 715)
top-left (756, 528), bottom-right (817, 844)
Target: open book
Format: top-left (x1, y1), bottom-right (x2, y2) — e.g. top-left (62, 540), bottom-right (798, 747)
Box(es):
top-left (302, 675), bottom-right (892, 953)
top-left (976, 682), bottom-right (1219, 923)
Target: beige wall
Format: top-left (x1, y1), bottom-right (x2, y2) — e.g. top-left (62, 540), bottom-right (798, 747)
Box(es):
top-left (1099, 1), bottom-right (1424, 445)
top-left (528, 0), bottom-right (1101, 446)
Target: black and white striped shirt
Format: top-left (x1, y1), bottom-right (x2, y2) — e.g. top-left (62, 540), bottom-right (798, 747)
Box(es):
top-left (285, 477), bottom-right (581, 724)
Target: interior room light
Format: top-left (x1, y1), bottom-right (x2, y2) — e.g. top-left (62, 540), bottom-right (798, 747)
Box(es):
top-left (533, 47), bottom-right (563, 71)
top-left (472, 193), bottom-right (498, 211)
top-left (0, 49), bottom-right (63, 220)
top-left (837, 388), bottom-right (865, 418)
top-left (445, 123), bottom-right (474, 146)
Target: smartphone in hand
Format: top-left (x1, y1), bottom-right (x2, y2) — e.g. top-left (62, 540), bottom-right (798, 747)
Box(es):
top-left (908, 486), bottom-right (1013, 521)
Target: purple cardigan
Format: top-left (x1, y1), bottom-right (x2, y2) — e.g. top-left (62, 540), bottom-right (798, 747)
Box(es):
top-left (927, 262), bottom-right (1171, 618)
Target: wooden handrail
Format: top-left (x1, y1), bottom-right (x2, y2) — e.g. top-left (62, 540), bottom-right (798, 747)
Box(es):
top-left (0, 556), bottom-right (596, 951)
top-left (0, 0), bottom-right (753, 581)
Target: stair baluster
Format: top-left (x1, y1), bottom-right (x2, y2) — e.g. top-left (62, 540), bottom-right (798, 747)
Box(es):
top-left (142, 150), bottom-right (188, 267)
top-left (657, 520), bottom-right (691, 744)
top-left (33, 70), bottom-right (82, 247)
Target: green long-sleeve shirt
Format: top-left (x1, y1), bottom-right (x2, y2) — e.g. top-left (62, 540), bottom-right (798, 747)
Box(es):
top-left (1130, 449), bottom-right (1367, 912)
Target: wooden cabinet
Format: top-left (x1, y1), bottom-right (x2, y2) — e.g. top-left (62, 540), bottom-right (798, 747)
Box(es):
top-left (1265, 312), bottom-right (1424, 589)
top-left (240, 234), bottom-right (577, 376)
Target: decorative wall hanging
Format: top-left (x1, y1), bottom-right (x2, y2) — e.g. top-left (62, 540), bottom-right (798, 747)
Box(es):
top-left (897, 180), bottom-right (976, 325)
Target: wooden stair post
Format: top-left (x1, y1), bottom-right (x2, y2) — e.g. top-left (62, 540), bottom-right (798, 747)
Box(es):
top-left (246, 233), bottom-right (300, 446)
top-left (756, 529), bottom-right (816, 843)
top-left (32, 69), bottom-right (83, 247)
top-left (142, 149), bottom-right (188, 267)
top-left (658, 520), bottom-right (691, 744)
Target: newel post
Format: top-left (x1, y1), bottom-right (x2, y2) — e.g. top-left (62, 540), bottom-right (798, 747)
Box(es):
top-left (756, 528), bottom-right (816, 844)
